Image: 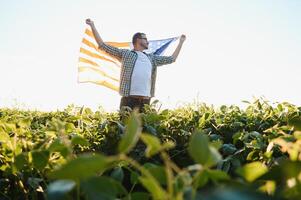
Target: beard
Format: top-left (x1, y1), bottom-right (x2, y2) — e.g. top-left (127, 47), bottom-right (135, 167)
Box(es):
top-left (141, 42), bottom-right (148, 50)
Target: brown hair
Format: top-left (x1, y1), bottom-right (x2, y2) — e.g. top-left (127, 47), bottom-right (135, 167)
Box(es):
top-left (132, 32), bottom-right (145, 45)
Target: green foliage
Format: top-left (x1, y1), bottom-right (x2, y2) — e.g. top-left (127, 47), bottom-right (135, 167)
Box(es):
top-left (81, 176), bottom-right (127, 200)
top-left (236, 161), bottom-right (268, 182)
top-left (118, 110), bottom-right (142, 154)
top-left (49, 154), bottom-right (113, 180)
top-left (47, 180), bottom-right (76, 200)
top-left (0, 99), bottom-right (301, 199)
top-left (140, 133), bottom-right (175, 157)
top-left (188, 130), bottom-right (222, 167)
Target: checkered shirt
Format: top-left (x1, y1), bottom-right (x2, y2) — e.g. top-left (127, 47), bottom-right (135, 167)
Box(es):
top-left (99, 42), bottom-right (175, 97)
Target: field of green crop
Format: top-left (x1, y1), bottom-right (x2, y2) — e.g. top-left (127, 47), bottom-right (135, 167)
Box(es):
top-left (1, 99), bottom-right (301, 200)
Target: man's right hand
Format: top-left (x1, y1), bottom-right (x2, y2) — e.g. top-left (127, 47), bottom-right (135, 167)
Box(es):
top-left (85, 18), bottom-right (104, 46)
top-left (86, 18), bottom-right (94, 26)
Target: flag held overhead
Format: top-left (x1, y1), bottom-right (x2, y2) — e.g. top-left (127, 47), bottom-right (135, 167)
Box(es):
top-left (78, 28), bottom-right (178, 92)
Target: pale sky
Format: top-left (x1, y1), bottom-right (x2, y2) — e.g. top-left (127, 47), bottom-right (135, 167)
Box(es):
top-left (0, 0), bottom-right (300, 112)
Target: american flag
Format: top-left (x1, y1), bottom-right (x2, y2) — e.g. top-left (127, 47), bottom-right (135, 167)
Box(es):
top-left (78, 28), bottom-right (178, 92)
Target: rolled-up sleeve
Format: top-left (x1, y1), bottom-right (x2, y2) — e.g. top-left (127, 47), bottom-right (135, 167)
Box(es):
top-left (98, 43), bottom-right (127, 60)
top-left (151, 54), bottom-right (175, 67)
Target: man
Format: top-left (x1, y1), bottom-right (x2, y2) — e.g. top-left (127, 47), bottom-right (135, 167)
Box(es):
top-left (86, 18), bottom-right (186, 112)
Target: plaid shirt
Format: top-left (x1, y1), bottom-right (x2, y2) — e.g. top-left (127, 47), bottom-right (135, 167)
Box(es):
top-left (99, 43), bottom-right (175, 97)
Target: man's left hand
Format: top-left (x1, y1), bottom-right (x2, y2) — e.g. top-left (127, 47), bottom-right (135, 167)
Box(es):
top-left (180, 34), bottom-right (186, 43)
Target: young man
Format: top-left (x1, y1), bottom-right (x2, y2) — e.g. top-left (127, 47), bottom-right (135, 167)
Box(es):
top-left (86, 18), bottom-right (186, 112)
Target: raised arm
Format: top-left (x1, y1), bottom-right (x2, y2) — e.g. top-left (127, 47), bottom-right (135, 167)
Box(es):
top-left (85, 18), bottom-right (126, 60)
top-left (86, 18), bottom-right (104, 46)
top-left (172, 34), bottom-right (186, 62)
top-left (152, 34), bottom-right (186, 67)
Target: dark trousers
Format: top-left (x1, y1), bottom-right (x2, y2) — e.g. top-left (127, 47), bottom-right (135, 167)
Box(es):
top-left (119, 96), bottom-right (151, 112)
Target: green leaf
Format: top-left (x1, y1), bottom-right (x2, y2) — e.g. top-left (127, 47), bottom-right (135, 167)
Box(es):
top-left (221, 144), bottom-right (237, 155)
top-left (207, 169), bottom-right (230, 182)
top-left (3, 123), bottom-right (16, 133)
top-left (232, 132), bottom-right (243, 145)
top-left (198, 112), bottom-right (211, 128)
top-left (246, 150), bottom-right (259, 161)
top-left (188, 131), bottom-right (222, 167)
top-left (110, 166), bottom-right (124, 182)
top-left (243, 131), bottom-right (263, 141)
top-left (71, 135), bottom-right (89, 147)
top-left (14, 153), bottom-right (28, 170)
top-left (144, 125), bottom-right (157, 136)
top-left (0, 127), bottom-right (10, 143)
top-left (188, 131), bottom-right (210, 165)
top-left (293, 131), bottom-right (301, 140)
top-left (194, 170), bottom-right (209, 188)
top-left (147, 166), bottom-right (167, 185)
top-left (261, 161), bottom-right (301, 182)
top-left (128, 192), bottom-right (150, 200)
top-left (45, 131), bottom-right (57, 138)
top-left (31, 150), bottom-right (50, 171)
top-left (210, 140), bottom-right (223, 150)
top-left (209, 134), bottom-right (222, 141)
top-left (174, 172), bottom-right (193, 193)
top-left (48, 139), bottom-right (70, 158)
top-left (65, 123), bottom-right (75, 133)
top-left (140, 134), bottom-right (161, 157)
top-left (258, 180), bottom-right (276, 195)
top-left (47, 180), bottom-right (76, 200)
top-left (220, 160), bottom-right (231, 173)
top-left (130, 170), bottom-right (139, 185)
top-left (236, 161), bottom-right (268, 182)
top-left (288, 148), bottom-right (299, 161)
top-left (49, 154), bottom-right (113, 180)
top-left (27, 177), bottom-right (43, 190)
top-left (141, 134), bottom-right (175, 157)
top-left (288, 116), bottom-right (301, 131)
top-left (242, 100), bottom-right (251, 104)
top-left (83, 107), bottom-right (93, 115)
top-left (118, 111), bottom-right (142, 154)
top-left (17, 118), bottom-right (31, 128)
top-left (206, 146), bottom-right (222, 167)
top-left (139, 176), bottom-right (167, 200)
top-left (81, 176), bottom-right (127, 200)
top-left (162, 141), bottom-right (175, 151)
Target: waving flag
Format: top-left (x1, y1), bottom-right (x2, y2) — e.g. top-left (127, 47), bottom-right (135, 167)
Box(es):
top-left (78, 28), bottom-right (178, 92)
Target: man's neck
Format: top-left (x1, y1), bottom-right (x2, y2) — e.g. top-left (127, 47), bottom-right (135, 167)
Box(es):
top-left (133, 46), bottom-right (144, 52)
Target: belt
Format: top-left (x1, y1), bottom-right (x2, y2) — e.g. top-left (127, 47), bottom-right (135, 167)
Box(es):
top-left (128, 95), bottom-right (151, 100)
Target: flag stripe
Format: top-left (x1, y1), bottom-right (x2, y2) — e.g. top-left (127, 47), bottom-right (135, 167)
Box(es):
top-left (82, 38), bottom-right (99, 51)
top-left (82, 38), bottom-right (123, 63)
top-left (106, 42), bottom-right (129, 47)
top-left (85, 29), bottom-right (129, 48)
top-left (78, 66), bottom-right (119, 82)
top-left (78, 80), bottom-right (119, 91)
top-left (79, 57), bottom-right (99, 67)
top-left (100, 81), bottom-right (119, 91)
top-left (80, 47), bottom-right (120, 66)
top-left (85, 29), bottom-right (95, 38)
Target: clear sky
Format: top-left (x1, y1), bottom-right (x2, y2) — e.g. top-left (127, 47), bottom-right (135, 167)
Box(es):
top-left (0, 0), bottom-right (300, 111)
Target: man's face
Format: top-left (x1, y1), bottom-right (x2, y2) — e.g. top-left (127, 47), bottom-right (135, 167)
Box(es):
top-left (138, 34), bottom-right (149, 49)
